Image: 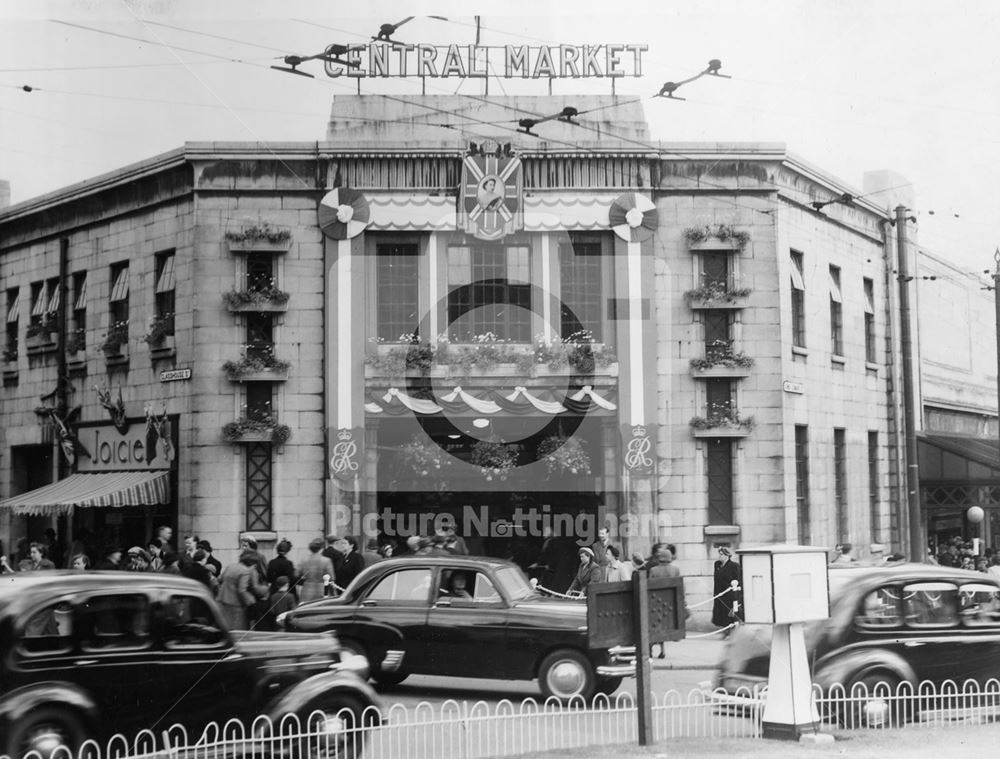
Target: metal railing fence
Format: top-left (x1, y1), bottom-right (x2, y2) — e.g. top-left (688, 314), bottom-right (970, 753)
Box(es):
top-left (8, 679), bottom-right (1000, 759)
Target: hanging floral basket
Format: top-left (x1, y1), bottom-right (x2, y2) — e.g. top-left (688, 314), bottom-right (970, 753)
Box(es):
top-left (537, 435), bottom-right (592, 476)
top-left (399, 434), bottom-right (452, 477)
top-left (471, 439), bottom-right (518, 481)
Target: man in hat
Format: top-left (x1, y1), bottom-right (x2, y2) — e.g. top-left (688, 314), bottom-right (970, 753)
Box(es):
top-left (197, 540), bottom-right (222, 577)
top-left (567, 546), bottom-right (602, 596)
top-left (95, 546), bottom-right (123, 571)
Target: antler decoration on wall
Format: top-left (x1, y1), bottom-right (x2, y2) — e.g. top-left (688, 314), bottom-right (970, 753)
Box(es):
top-left (95, 383), bottom-right (129, 434)
top-left (144, 403), bottom-right (175, 465)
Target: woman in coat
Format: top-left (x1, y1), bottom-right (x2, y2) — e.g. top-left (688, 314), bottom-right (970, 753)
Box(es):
top-left (567, 547), bottom-right (603, 596)
top-left (297, 537), bottom-right (335, 605)
top-left (711, 547), bottom-right (744, 628)
top-left (217, 549), bottom-right (265, 630)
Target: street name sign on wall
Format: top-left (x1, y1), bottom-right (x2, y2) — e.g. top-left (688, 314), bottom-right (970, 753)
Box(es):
top-left (160, 368), bottom-right (191, 382)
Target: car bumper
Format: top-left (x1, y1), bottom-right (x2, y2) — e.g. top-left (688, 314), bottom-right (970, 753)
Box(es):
top-left (597, 645), bottom-right (637, 678)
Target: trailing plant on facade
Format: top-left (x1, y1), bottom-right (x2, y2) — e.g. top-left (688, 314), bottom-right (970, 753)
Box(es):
top-left (224, 220), bottom-right (291, 244)
top-left (222, 415), bottom-right (292, 444)
top-left (689, 405), bottom-right (755, 431)
top-left (683, 280), bottom-right (752, 303)
top-left (683, 224), bottom-right (751, 250)
top-left (537, 435), bottom-right (592, 476)
top-left (65, 328), bottom-right (86, 354)
top-left (26, 317), bottom-right (55, 340)
top-left (222, 345), bottom-right (291, 378)
top-left (399, 434), bottom-right (452, 477)
top-left (222, 284), bottom-right (290, 309)
top-left (690, 340), bottom-right (755, 370)
top-left (142, 312), bottom-right (174, 345)
top-left (2, 346), bottom-right (17, 362)
top-left (470, 439), bottom-right (518, 481)
top-left (100, 320), bottom-right (129, 352)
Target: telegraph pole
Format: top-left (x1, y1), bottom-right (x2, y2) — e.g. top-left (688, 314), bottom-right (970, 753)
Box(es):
top-left (993, 249), bottom-right (1000, 465)
top-left (896, 206), bottom-right (923, 562)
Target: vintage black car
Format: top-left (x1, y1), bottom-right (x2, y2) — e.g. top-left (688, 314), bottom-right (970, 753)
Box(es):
top-left (0, 571), bottom-right (381, 759)
top-left (276, 555), bottom-right (634, 700)
top-left (715, 563), bottom-right (1000, 718)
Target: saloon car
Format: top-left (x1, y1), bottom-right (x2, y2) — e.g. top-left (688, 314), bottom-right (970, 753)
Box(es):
top-left (715, 563), bottom-right (1000, 717)
top-left (276, 555), bottom-right (635, 700)
top-left (0, 571), bottom-right (381, 759)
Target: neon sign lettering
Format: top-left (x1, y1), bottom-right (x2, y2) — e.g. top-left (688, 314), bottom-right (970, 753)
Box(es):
top-left (325, 43), bottom-right (647, 79)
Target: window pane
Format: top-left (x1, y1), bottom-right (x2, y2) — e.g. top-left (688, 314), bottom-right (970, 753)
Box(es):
top-left (110, 267), bottom-right (130, 302)
top-left (368, 569), bottom-right (433, 602)
top-left (559, 239), bottom-right (604, 341)
top-left (6, 290), bottom-right (20, 323)
top-left (446, 244), bottom-right (531, 341)
top-left (246, 442), bottom-right (272, 531)
top-left (377, 244), bottom-right (420, 341)
top-left (155, 253), bottom-right (176, 294)
top-left (707, 439), bottom-right (734, 525)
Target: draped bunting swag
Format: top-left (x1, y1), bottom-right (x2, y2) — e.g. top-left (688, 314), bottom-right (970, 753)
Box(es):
top-left (364, 385), bottom-right (616, 416)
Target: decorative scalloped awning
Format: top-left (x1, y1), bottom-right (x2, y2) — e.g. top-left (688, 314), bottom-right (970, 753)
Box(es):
top-left (365, 385), bottom-right (617, 416)
top-left (0, 471), bottom-right (171, 516)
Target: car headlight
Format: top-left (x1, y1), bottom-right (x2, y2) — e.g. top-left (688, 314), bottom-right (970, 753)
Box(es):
top-left (334, 651), bottom-right (370, 681)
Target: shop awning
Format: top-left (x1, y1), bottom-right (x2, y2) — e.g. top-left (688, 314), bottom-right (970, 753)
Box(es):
top-left (0, 471), bottom-right (171, 517)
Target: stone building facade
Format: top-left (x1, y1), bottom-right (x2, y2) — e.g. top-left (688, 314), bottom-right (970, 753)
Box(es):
top-left (0, 95), bottom-right (908, 616)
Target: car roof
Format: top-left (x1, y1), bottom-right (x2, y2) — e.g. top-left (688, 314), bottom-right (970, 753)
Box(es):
top-left (828, 562), bottom-right (999, 598)
top-left (0, 570), bottom-right (206, 604)
top-left (374, 555), bottom-right (520, 570)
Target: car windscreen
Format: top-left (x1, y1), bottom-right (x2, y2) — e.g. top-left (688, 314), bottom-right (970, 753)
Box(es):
top-left (493, 566), bottom-right (535, 601)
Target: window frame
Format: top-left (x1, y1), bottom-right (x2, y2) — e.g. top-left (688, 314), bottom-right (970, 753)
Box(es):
top-left (790, 250), bottom-right (806, 348)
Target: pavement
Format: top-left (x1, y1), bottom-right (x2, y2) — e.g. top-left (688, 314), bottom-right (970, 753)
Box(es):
top-left (650, 632), bottom-right (727, 670)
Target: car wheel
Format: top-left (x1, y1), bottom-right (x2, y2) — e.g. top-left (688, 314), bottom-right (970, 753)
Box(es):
top-left (297, 693), bottom-right (372, 759)
top-left (6, 706), bottom-right (86, 759)
top-left (594, 676), bottom-right (623, 696)
top-left (846, 672), bottom-right (905, 728)
top-left (538, 649), bottom-right (596, 701)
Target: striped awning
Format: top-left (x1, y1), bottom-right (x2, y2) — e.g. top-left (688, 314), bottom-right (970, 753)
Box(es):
top-left (0, 471), bottom-right (171, 517)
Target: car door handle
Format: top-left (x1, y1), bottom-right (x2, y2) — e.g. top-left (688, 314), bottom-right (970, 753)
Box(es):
top-left (361, 599), bottom-right (377, 607)
top-left (903, 641), bottom-right (925, 647)
top-left (74, 659), bottom-right (98, 666)
top-left (435, 599), bottom-right (452, 607)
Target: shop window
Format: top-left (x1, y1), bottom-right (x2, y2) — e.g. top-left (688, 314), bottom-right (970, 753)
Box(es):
top-left (559, 235), bottom-right (605, 341)
top-left (246, 442), bottom-right (273, 532)
top-left (376, 243), bottom-right (419, 341)
top-left (447, 244), bottom-right (531, 342)
top-left (790, 250), bottom-right (806, 348)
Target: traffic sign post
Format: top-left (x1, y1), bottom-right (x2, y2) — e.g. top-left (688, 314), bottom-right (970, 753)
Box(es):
top-left (588, 573), bottom-right (685, 746)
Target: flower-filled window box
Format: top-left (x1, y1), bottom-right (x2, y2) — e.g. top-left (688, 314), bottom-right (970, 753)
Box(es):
top-left (100, 320), bottom-right (129, 358)
top-left (222, 416), bottom-right (292, 445)
top-left (684, 281), bottom-right (752, 310)
top-left (470, 439), bottom-right (519, 482)
top-left (684, 224), bottom-right (751, 252)
top-left (222, 284), bottom-right (290, 313)
top-left (689, 342), bottom-right (755, 378)
top-left (225, 221), bottom-right (292, 254)
top-left (399, 434), bottom-right (454, 478)
top-left (690, 408), bottom-right (755, 438)
top-left (142, 313), bottom-right (174, 347)
top-left (25, 318), bottom-right (57, 351)
top-left (538, 435), bottom-right (592, 476)
top-left (223, 347), bottom-right (291, 382)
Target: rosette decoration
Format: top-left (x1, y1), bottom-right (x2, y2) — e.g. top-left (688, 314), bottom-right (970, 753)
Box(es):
top-left (537, 435), bottom-right (592, 476)
top-left (470, 439), bottom-right (519, 482)
top-left (609, 192), bottom-right (658, 243)
top-left (318, 187), bottom-right (371, 240)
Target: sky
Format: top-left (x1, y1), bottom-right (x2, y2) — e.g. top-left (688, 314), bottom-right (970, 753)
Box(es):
top-left (1, 0), bottom-right (998, 279)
